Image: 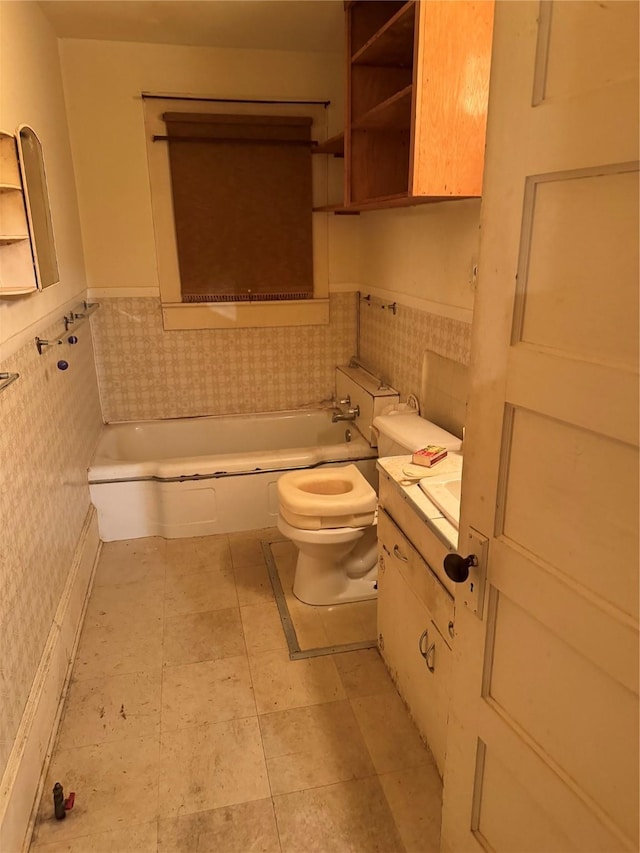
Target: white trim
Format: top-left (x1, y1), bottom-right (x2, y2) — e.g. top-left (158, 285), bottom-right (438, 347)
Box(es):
top-left (86, 287), bottom-right (160, 299)
top-left (0, 291), bottom-right (87, 364)
top-left (0, 508), bottom-right (101, 853)
top-left (84, 284), bottom-right (472, 325)
top-left (162, 298), bottom-right (330, 330)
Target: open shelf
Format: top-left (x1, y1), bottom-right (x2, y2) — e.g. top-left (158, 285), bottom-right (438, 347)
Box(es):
top-left (0, 235), bottom-right (30, 244)
top-left (352, 85), bottom-right (412, 130)
top-left (313, 133), bottom-right (345, 157)
top-left (313, 203), bottom-right (360, 215)
top-left (352, 1), bottom-right (415, 67)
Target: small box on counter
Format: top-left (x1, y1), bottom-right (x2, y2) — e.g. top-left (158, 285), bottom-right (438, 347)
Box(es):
top-left (411, 445), bottom-right (448, 468)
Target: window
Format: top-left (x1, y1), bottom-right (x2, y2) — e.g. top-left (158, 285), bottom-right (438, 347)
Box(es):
top-left (144, 97), bottom-right (332, 330)
top-left (164, 112), bottom-right (314, 303)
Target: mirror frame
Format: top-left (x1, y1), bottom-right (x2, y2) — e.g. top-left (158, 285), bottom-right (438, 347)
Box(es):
top-left (16, 124), bottom-right (59, 289)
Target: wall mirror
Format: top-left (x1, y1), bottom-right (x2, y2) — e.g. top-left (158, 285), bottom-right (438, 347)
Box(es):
top-left (17, 125), bottom-right (59, 289)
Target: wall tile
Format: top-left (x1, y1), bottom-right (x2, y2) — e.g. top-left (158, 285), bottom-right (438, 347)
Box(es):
top-left (358, 301), bottom-right (471, 402)
top-left (91, 294), bottom-right (358, 422)
top-left (0, 319), bottom-right (102, 780)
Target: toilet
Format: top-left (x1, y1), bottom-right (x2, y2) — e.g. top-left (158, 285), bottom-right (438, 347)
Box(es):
top-left (276, 365), bottom-right (462, 606)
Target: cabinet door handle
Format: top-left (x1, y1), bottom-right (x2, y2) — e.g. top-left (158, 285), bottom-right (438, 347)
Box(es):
top-left (393, 544), bottom-right (409, 562)
top-left (426, 641), bottom-right (436, 673)
top-left (418, 628), bottom-right (429, 659)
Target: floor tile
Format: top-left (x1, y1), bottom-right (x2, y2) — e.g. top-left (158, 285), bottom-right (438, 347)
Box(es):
top-left (73, 619), bottom-right (163, 682)
top-left (229, 536), bottom-right (267, 569)
top-left (165, 535), bottom-right (232, 576)
top-left (319, 602), bottom-right (376, 646)
top-left (157, 799), bottom-right (280, 853)
top-left (31, 531), bottom-right (448, 853)
top-left (234, 563), bottom-right (275, 606)
top-left (163, 607), bottom-right (245, 667)
top-left (164, 568), bottom-right (238, 616)
top-left (351, 690), bottom-right (432, 774)
top-left (333, 648), bottom-right (396, 699)
top-left (162, 656), bottom-right (255, 731)
top-left (32, 737), bottom-right (159, 845)
top-left (31, 821), bottom-right (157, 852)
top-left (269, 539), bottom-right (297, 573)
top-left (285, 597), bottom-right (330, 649)
top-left (84, 579), bottom-right (165, 630)
top-left (158, 716), bottom-right (269, 817)
top-left (379, 764), bottom-right (443, 853)
top-left (94, 538), bottom-right (166, 587)
top-left (259, 700), bottom-right (375, 795)
top-left (240, 602), bottom-right (288, 654)
top-left (56, 670), bottom-right (161, 750)
top-left (273, 776), bottom-right (404, 853)
top-left (249, 649), bottom-right (346, 714)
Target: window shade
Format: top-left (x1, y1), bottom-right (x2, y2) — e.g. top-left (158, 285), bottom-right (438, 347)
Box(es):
top-left (163, 113), bottom-right (314, 302)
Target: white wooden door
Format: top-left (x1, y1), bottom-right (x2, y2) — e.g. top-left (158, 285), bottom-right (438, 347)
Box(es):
top-left (441, 2), bottom-right (639, 851)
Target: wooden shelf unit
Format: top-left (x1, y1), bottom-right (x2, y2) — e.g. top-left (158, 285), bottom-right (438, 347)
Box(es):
top-left (0, 131), bottom-right (37, 295)
top-left (345, 0), bottom-right (494, 209)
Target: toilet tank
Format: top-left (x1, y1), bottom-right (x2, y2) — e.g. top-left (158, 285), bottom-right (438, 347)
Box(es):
top-left (335, 365), bottom-right (399, 447)
top-left (372, 413), bottom-right (462, 457)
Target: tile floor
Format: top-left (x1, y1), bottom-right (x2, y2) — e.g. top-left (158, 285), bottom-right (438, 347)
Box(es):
top-left (30, 530), bottom-right (442, 853)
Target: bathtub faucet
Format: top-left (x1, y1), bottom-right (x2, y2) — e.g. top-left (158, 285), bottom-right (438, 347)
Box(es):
top-left (332, 404), bottom-right (360, 423)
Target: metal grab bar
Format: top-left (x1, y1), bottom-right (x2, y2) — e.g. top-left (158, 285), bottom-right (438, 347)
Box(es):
top-left (0, 372), bottom-right (19, 393)
top-left (358, 293), bottom-right (398, 314)
top-left (35, 301), bottom-right (100, 355)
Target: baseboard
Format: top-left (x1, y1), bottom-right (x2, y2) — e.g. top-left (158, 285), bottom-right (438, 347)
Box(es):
top-left (0, 507), bottom-right (101, 853)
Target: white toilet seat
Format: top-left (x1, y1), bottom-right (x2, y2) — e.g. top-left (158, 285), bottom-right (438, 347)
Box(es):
top-left (277, 513), bottom-right (372, 545)
top-left (277, 464), bottom-right (376, 530)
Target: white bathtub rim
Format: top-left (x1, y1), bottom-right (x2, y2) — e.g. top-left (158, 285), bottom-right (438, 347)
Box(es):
top-left (89, 444), bottom-right (377, 484)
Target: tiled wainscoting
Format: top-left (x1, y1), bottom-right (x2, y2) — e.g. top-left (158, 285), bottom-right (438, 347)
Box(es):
top-left (90, 294), bottom-right (358, 423)
top-left (90, 292), bottom-right (471, 423)
top-left (0, 321), bottom-right (102, 783)
top-left (359, 301), bottom-right (471, 403)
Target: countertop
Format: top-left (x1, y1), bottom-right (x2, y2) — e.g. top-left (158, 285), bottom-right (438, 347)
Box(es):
top-left (376, 452), bottom-right (463, 551)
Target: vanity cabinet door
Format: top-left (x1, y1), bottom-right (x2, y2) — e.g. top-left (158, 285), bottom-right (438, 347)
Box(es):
top-left (377, 516), bottom-right (452, 776)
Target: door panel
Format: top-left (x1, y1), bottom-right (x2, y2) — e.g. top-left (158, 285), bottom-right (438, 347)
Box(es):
top-left (536, 0), bottom-right (639, 103)
top-left (486, 592), bottom-right (638, 839)
top-left (440, 2), bottom-right (639, 850)
top-left (499, 408), bottom-right (639, 613)
top-left (516, 167), bottom-right (639, 365)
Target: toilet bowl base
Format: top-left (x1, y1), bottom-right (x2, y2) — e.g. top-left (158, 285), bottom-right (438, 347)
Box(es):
top-left (292, 552), bottom-right (378, 606)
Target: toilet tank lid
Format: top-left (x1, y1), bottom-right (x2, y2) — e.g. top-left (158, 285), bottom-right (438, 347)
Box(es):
top-left (372, 414), bottom-right (462, 452)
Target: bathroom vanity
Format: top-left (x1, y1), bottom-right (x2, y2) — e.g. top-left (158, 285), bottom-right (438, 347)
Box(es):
top-left (376, 454), bottom-right (462, 777)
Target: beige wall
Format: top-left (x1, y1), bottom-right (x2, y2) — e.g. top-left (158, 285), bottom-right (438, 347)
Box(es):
top-left (58, 38), bottom-right (349, 292)
top-left (0, 2), bottom-right (103, 785)
top-left (354, 200), bottom-right (479, 403)
top-left (0, 2), bottom-right (87, 350)
top-left (358, 200), bottom-right (480, 320)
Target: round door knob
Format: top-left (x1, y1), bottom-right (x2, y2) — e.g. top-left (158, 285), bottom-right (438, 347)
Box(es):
top-left (443, 553), bottom-right (477, 583)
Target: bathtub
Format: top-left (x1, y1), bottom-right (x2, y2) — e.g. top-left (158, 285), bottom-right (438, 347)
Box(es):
top-left (88, 409), bottom-right (377, 541)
